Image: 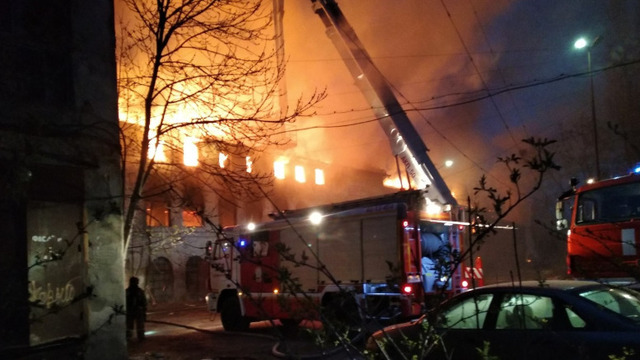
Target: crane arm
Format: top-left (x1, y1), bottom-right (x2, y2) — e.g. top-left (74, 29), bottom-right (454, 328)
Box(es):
top-left (312, 0), bottom-right (456, 206)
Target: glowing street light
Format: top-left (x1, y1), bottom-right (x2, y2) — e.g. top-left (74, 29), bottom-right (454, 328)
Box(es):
top-left (437, 160), bottom-right (454, 171)
top-left (309, 211), bottom-right (323, 225)
top-left (573, 38), bottom-right (588, 49)
top-left (309, 211), bottom-right (323, 285)
top-left (574, 36), bottom-right (602, 179)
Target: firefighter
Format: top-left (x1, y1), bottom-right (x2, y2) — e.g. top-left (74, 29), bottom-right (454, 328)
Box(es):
top-left (126, 276), bottom-right (147, 341)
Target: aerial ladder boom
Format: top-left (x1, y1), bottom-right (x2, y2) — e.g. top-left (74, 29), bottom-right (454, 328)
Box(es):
top-left (312, 0), bottom-right (457, 207)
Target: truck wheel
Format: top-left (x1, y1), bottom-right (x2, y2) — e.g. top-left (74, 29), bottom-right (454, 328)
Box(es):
top-left (322, 292), bottom-right (361, 327)
top-left (321, 292), bottom-right (363, 344)
top-left (220, 296), bottom-right (249, 331)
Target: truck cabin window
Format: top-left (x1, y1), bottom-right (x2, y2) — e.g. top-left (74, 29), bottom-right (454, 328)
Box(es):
top-left (556, 196), bottom-right (574, 230)
top-left (576, 182), bottom-right (640, 224)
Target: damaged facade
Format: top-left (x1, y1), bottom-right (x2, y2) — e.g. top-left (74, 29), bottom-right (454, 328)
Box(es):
top-left (122, 134), bottom-right (393, 305)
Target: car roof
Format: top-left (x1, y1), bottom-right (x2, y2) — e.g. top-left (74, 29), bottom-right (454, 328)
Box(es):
top-left (476, 280), bottom-right (603, 291)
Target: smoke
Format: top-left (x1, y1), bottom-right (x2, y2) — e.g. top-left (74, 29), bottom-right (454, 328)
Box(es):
top-left (282, 0), bottom-right (512, 188)
top-left (280, 0), bottom-right (640, 280)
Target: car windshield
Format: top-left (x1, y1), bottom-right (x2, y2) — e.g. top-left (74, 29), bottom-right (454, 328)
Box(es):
top-left (579, 286), bottom-right (640, 323)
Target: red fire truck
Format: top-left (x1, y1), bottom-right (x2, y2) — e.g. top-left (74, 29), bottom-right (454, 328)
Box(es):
top-left (207, 190), bottom-right (466, 331)
top-left (556, 168), bottom-right (640, 283)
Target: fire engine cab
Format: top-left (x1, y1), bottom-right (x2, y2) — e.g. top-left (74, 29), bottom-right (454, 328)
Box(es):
top-left (556, 167), bottom-right (640, 283)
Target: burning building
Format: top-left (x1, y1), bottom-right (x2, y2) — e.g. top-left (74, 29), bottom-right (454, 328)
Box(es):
top-left (115, 0), bottom-right (397, 305)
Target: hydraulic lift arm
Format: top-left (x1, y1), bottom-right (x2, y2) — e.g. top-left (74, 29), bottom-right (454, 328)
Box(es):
top-left (311, 0), bottom-right (457, 206)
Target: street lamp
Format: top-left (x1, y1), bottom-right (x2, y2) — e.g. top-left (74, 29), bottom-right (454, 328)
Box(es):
top-left (309, 211), bottom-right (323, 225)
top-left (309, 211), bottom-right (323, 285)
top-left (574, 36), bottom-right (602, 179)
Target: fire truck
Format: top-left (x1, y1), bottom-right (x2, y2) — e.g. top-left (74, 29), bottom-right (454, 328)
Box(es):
top-left (208, 190), bottom-right (466, 331)
top-left (556, 167), bottom-right (640, 283)
top-left (204, 0), bottom-right (470, 331)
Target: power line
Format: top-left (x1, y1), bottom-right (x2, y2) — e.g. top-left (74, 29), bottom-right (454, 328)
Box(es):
top-left (287, 48), bottom-right (573, 64)
top-left (467, 0), bottom-right (530, 138)
top-left (439, 0), bottom-right (520, 150)
top-left (314, 59), bottom-right (640, 119)
top-left (273, 58), bottom-right (639, 191)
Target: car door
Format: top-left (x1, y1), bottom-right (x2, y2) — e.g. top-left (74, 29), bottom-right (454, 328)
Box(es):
top-left (434, 290), bottom-right (632, 360)
top-left (433, 292), bottom-right (495, 360)
top-left (550, 291), bottom-right (640, 359)
top-left (479, 292), bottom-right (595, 360)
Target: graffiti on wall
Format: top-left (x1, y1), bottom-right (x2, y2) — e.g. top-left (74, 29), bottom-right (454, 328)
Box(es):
top-left (27, 201), bottom-right (86, 345)
top-left (31, 235), bottom-right (64, 243)
top-left (28, 277), bottom-right (78, 309)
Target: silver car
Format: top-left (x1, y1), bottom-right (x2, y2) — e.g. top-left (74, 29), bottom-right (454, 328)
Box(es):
top-left (367, 280), bottom-right (640, 360)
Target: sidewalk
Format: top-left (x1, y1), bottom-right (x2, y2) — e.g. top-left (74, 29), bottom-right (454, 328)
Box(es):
top-left (145, 301), bottom-right (208, 315)
top-left (127, 303), bottom-right (280, 360)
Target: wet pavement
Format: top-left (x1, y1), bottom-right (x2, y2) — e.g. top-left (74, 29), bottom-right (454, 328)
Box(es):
top-left (127, 303), bottom-right (366, 360)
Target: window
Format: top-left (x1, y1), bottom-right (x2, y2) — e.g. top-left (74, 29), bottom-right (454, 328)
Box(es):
top-left (495, 294), bottom-right (553, 330)
top-left (295, 165), bottom-right (305, 183)
top-left (274, 161), bottom-right (286, 179)
top-left (219, 152), bottom-right (228, 168)
top-left (315, 169), bottom-right (325, 185)
top-left (577, 197), bottom-right (596, 223)
top-left (253, 240), bottom-right (269, 257)
top-left (577, 182), bottom-right (640, 224)
top-left (580, 287), bottom-right (640, 322)
top-left (564, 306), bottom-right (586, 328)
top-left (218, 198), bottom-right (237, 227)
top-left (148, 138), bottom-right (167, 162)
top-left (440, 294), bottom-right (493, 329)
top-left (182, 209), bottom-right (201, 227)
top-left (183, 138), bottom-right (199, 166)
top-left (146, 202), bottom-right (170, 227)
top-left (246, 156), bottom-right (252, 173)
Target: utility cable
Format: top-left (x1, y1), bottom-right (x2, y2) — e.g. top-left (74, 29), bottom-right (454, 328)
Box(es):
top-left (439, 0), bottom-right (520, 150)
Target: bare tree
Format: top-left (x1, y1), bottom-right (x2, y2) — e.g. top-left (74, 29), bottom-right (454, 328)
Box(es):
top-left (368, 138), bottom-right (562, 360)
top-left (469, 138), bottom-right (560, 250)
top-left (116, 0), bottom-right (325, 252)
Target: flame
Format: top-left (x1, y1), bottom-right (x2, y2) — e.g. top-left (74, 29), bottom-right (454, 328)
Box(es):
top-left (246, 156), bottom-right (253, 173)
top-left (425, 199), bottom-right (442, 215)
top-left (148, 138), bottom-right (167, 162)
top-left (218, 153), bottom-right (229, 168)
top-left (294, 165), bottom-right (306, 183)
top-left (118, 68), bottom-right (251, 167)
top-left (274, 159), bottom-right (287, 179)
top-left (314, 169), bottom-right (325, 185)
top-left (183, 137), bottom-right (199, 166)
top-left (383, 176), bottom-right (410, 190)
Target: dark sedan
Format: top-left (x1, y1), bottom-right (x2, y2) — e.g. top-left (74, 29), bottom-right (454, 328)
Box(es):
top-left (367, 280), bottom-right (640, 360)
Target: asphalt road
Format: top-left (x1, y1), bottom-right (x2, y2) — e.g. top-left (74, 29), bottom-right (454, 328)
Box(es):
top-left (127, 303), bottom-right (366, 360)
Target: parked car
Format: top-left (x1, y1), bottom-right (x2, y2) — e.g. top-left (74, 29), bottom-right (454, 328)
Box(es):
top-left (366, 280), bottom-right (640, 360)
